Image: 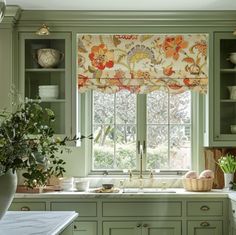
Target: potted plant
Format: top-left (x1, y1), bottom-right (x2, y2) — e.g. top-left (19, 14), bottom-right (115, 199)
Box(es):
top-left (0, 98), bottom-right (91, 219)
top-left (217, 153), bottom-right (236, 190)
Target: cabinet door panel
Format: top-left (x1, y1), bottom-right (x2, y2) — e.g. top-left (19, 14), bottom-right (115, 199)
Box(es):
top-left (143, 221), bottom-right (181, 235)
top-left (73, 221), bottom-right (97, 235)
top-left (103, 222), bottom-right (141, 235)
top-left (103, 202), bottom-right (181, 217)
top-left (187, 220), bottom-right (222, 235)
top-left (9, 202), bottom-right (46, 211)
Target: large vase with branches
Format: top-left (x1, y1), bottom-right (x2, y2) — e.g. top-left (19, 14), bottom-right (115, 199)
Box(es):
top-left (0, 99), bottom-right (91, 219)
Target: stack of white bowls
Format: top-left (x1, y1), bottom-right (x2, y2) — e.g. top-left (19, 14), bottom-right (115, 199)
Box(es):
top-left (60, 177), bottom-right (74, 191)
top-left (38, 85), bottom-right (59, 99)
top-left (74, 178), bottom-right (90, 192)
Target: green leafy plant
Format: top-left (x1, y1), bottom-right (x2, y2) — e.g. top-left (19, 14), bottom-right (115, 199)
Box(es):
top-left (0, 99), bottom-right (92, 188)
top-left (217, 153), bottom-right (236, 173)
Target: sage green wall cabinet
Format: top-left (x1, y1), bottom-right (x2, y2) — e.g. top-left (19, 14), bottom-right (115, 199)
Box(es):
top-left (213, 32), bottom-right (236, 146)
top-left (103, 221), bottom-right (181, 235)
top-left (18, 32), bottom-right (72, 136)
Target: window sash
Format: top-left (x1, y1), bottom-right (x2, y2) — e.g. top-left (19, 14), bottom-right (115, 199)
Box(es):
top-left (85, 91), bottom-right (201, 175)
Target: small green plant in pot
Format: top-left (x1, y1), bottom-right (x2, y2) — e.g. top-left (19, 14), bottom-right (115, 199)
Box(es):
top-left (217, 153), bottom-right (236, 174)
top-left (217, 153), bottom-right (236, 190)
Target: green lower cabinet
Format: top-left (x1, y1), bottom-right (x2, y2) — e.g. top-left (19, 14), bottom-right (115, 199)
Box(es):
top-left (73, 221), bottom-right (97, 235)
top-left (187, 220), bottom-right (222, 235)
top-left (103, 221), bottom-right (181, 235)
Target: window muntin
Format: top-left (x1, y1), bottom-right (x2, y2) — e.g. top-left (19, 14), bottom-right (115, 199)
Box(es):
top-left (92, 90), bottom-right (191, 172)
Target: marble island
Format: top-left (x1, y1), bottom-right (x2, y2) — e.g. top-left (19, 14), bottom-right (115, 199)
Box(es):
top-left (0, 211), bottom-right (78, 235)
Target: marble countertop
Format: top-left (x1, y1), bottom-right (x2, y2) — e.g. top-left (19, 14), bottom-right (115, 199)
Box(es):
top-left (14, 188), bottom-right (232, 199)
top-left (0, 211), bottom-right (78, 235)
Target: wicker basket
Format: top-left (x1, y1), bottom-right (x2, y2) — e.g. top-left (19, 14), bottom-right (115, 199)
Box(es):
top-left (182, 178), bottom-right (213, 192)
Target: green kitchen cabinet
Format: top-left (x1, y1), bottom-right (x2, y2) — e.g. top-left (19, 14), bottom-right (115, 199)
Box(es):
top-left (211, 32), bottom-right (236, 146)
top-left (18, 32), bottom-right (72, 137)
top-left (103, 221), bottom-right (181, 235)
top-left (11, 196), bottom-right (229, 235)
top-left (187, 221), bottom-right (222, 235)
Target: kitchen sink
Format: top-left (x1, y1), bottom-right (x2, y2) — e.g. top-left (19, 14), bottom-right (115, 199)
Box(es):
top-left (122, 188), bottom-right (176, 193)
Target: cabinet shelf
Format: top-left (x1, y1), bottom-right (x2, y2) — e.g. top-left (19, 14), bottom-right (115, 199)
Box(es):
top-left (25, 68), bottom-right (65, 72)
top-left (32, 99), bottom-right (66, 103)
top-left (220, 69), bottom-right (236, 73)
top-left (220, 99), bottom-right (236, 102)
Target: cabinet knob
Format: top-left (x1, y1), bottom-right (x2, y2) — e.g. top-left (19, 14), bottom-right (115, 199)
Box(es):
top-left (233, 209), bottom-right (235, 214)
top-left (73, 225), bottom-right (77, 230)
top-left (143, 224), bottom-right (148, 228)
top-left (200, 205), bottom-right (210, 211)
top-left (21, 206), bottom-right (30, 211)
top-left (136, 224), bottom-right (142, 228)
top-left (200, 221), bottom-right (210, 227)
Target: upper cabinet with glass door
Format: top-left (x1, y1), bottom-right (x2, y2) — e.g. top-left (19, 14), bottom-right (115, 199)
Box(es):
top-left (214, 32), bottom-right (236, 145)
top-left (18, 32), bottom-right (72, 136)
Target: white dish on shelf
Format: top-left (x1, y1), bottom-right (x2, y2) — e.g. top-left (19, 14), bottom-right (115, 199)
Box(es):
top-left (39, 85), bottom-right (59, 99)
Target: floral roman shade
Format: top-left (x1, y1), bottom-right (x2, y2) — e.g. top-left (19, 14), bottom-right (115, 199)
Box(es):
top-left (77, 34), bottom-right (208, 94)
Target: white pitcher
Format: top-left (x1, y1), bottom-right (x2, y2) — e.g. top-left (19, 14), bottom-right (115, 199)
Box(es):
top-left (228, 86), bottom-right (236, 99)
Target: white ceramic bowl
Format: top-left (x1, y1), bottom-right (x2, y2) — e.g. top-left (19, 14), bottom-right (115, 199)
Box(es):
top-left (75, 181), bottom-right (90, 192)
top-left (229, 53), bottom-right (236, 66)
top-left (36, 48), bottom-right (63, 68)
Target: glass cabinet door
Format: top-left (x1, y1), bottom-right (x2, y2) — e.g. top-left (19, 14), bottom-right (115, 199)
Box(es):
top-left (214, 32), bottom-right (236, 143)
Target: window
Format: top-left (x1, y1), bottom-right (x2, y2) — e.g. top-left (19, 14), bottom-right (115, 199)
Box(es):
top-left (92, 89), bottom-right (192, 173)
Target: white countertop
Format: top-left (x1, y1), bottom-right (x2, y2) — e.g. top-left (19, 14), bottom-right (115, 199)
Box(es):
top-left (13, 188), bottom-right (233, 199)
top-left (0, 211), bottom-right (78, 235)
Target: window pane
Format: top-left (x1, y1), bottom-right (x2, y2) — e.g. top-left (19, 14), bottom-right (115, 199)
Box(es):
top-left (147, 91), bottom-right (168, 124)
top-left (146, 91), bottom-right (191, 170)
top-left (170, 91), bottom-right (191, 124)
top-left (146, 125), bottom-right (168, 169)
top-left (170, 124), bottom-right (191, 169)
top-left (93, 91), bottom-right (136, 170)
top-left (116, 124), bottom-right (136, 169)
top-left (116, 90), bottom-right (136, 124)
top-left (93, 124), bottom-right (115, 169)
top-left (93, 91), bottom-right (114, 124)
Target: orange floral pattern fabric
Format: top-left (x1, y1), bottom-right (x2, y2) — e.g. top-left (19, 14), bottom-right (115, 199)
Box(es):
top-left (77, 34), bottom-right (208, 94)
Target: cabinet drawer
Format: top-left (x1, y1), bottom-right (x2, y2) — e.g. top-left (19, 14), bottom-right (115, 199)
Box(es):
top-left (51, 202), bottom-right (97, 217)
top-left (187, 201), bottom-right (223, 216)
top-left (102, 201), bottom-right (181, 217)
top-left (9, 202), bottom-right (46, 211)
